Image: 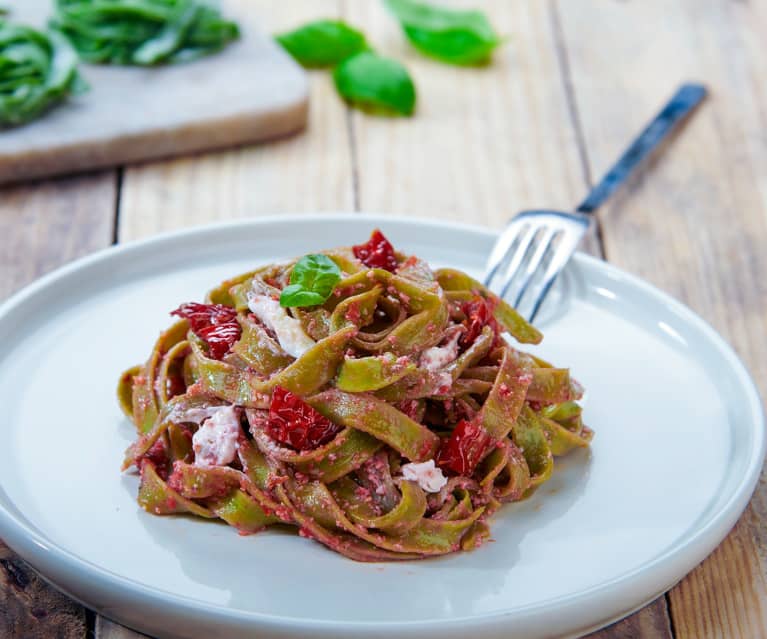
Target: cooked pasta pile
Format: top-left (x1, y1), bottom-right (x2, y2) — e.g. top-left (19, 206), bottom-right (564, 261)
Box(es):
top-left (119, 230), bottom-right (592, 561)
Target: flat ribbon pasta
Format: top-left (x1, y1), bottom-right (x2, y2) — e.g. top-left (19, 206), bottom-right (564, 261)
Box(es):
top-left (118, 231), bottom-right (592, 560)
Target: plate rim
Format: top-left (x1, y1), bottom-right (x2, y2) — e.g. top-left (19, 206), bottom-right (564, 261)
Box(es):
top-left (0, 213), bottom-right (763, 636)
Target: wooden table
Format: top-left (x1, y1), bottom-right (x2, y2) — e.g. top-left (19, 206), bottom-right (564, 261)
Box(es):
top-left (1, 1), bottom-right (765, 637)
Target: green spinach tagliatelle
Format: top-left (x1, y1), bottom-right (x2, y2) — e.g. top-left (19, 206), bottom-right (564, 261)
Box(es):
top-left (119, 231), bottom-right (592, 561)
top-left (0, 20), bottom-right (84, 127)
top-left (50, 0), bottom-right (240, 66)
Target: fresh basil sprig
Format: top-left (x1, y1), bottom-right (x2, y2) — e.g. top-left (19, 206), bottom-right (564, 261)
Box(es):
top-left (276, 19), bottom-right (368, 68)
top-left (280, 254), bottom-right (342, 308)
top-left (384, 0), bottom-right (502, 66)
top-left (50, 0), bottom-right (240, 66)
top-left (0, 21), bottom-right (84, 127)
top-left (334, 51), bottom-right (416, 116)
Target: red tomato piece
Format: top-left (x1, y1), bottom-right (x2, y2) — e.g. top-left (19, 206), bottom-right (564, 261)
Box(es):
top-left (138, 438), bottom-right (170, 479)
top-left (267, 386), bottom-right (342, 451)
top-left (172, 302), bottom-right (241, 360)
top-left (396, 399), bottom-right (422, 422)
top-left (437, 419), bottom-right (492, 475)
top-left (171, 302), bottom-right (237, 330)
top-left (459, 295), bottom-right (499, 348)
top-left (196, 323), bottom-right (242, 360)
top-left (353, 229), bottom-right (399, 272)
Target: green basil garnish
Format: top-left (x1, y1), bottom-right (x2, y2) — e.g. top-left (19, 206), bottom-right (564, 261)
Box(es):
top-left (334, 51), bottom-right (415, 116)
top-left (0, 21), bottom-right (85, 127)
top-left (275, 19), bottom-right (368, 68)
top-left (384, 0), bottom-right (502, 66)
top-left (50, 0), bottom-right (240, 66)
top-left (280, 254), bottom-right (342, 308)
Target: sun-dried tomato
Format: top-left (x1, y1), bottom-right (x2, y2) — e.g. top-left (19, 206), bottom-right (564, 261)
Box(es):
top-left (437, 419), bottom-right (492, 475)
top-left (459, 295), bottom-right (499, 349)
top-left (267, 386), bottom-right (341, 451)
top-left (396, 399), bottom-right (422, 422)
top-left (138, 438), bottom-right (170, 479)
top-left (353, 229), bottom-right (399, 272)
top-left (196, 323), bottom-right (242, 360)
top-left (172, 302), bottom-right (241, 360)
top-left (172, 302), bottom-right (236, 330)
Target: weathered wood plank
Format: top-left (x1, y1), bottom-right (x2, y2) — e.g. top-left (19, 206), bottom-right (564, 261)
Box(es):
top-left (118, 0), bottom-right (353, 242)
top-left (0, 171), bottom-right (116, 639)
top-left (556, 0), bottom-right (767, 637)
top-left (0, 172), bottom-right (116, 298)
top-left (0, 541), bottom-right (88, 639)
top-left (96, 617), bottom-right (149, 639)
top-left (586, 598), bottom-right (674, 639)
top-left (671, 515), bottom-right (767, 638)
top-left (345, 0), bottom-right (585, 228)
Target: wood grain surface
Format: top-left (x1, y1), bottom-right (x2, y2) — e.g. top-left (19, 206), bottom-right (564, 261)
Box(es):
top-left (118, 0), bottom-right (351, 241)
top-left (1, 2), bottom-right (764, 638)
top-left (347, 0), bottom-right (585, 226)
top-left (96, 617), bottom-right (150, 639)
top-left (0, 172), bottom-right (116, 299)
top-left (1, 540), bottom-right (87, 639)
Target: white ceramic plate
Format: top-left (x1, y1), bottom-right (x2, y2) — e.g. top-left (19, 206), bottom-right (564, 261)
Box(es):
top-left (0, 215), bottom-right (763, 639)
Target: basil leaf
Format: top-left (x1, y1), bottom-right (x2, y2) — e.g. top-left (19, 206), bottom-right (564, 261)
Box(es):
top-left (275, 19), bottom-right (368, 68)
top-left (384, 0), bottom-right (502, 66)
top-left (279, 285), bottom-right (327, 308)
top-left (334, 52), bottom-right (416, 116)
top-left (280, 254), bottom-right (342, 308)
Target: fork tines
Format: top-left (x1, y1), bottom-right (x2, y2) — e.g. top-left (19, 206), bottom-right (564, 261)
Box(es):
top-left (482, 210), bottom-right (591, 323)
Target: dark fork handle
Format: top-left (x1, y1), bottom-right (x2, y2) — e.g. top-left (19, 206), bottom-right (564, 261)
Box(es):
top-left (575, 83), bottom-right (707, 214)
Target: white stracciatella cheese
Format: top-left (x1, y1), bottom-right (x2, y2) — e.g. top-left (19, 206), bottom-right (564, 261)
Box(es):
top-left (246, 292), bottom-right (316, 359)
top-left (171, 405), bottom-right (225, 425)
top-left (419, 327), bottom-right (463, 394)
top-left (401, 460), bottom-right (448, 493)
top-left (192, 405), bottom-right (240, 467)
top-left (419, 327), bottom-right (462, 371)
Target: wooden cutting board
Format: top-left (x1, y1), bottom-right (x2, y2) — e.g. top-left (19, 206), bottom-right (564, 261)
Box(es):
top-left (0, 0), bottom-right (308, 184)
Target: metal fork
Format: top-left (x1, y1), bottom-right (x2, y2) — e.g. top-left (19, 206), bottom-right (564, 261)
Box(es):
top-left (483, 82), bottom-right (707, 324)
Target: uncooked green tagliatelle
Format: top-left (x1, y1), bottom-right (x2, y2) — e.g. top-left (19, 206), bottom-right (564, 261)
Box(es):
top-left (118, 230), bottom-right (593, 561)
